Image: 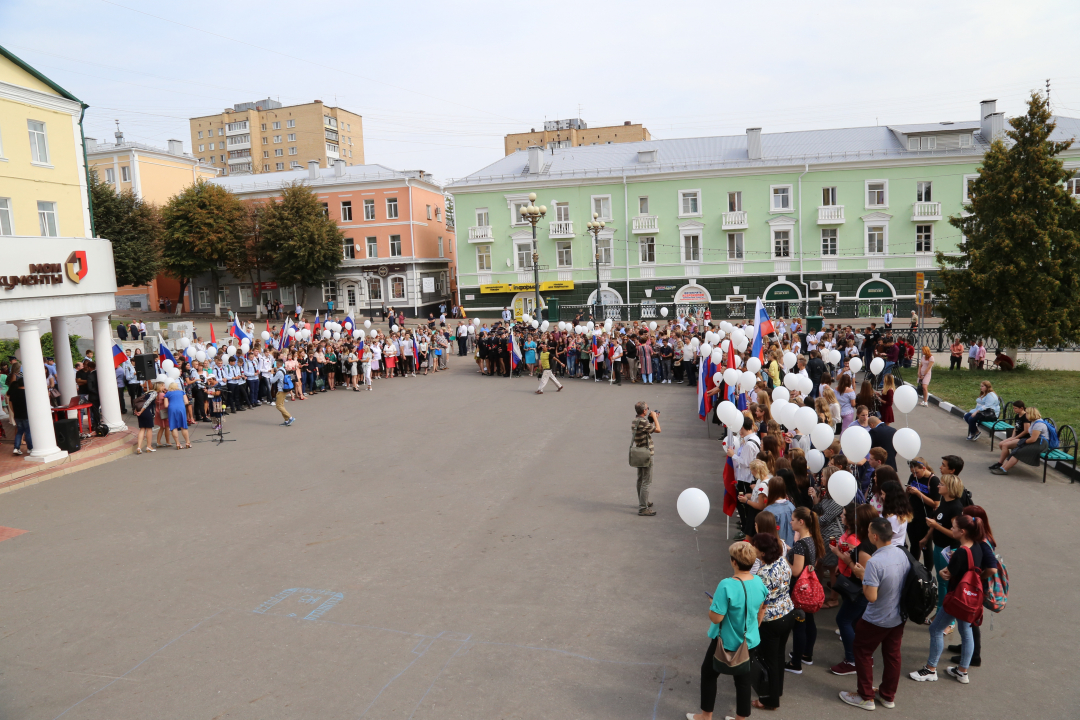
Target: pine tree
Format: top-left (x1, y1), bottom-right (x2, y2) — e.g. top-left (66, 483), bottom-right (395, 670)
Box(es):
top-left (263, 182), bottom-right (345, 306)
top-left (89, 170), bottom-right (162, 287)
top-left (939, 92), bottom-right (1080, 348)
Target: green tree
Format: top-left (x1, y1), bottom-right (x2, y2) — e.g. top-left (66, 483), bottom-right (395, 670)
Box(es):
top-left (938, 92), bottom-right (1080, 348)
top-left (159, 181), bottom-right (246, 309)
top-left (444, 193), bottom-right (455, 230)
top-left (226, 203), bottom-right (273, 316)
top-left (89, 170), bottom-right (162, 286)
top-left (263, 182), bottom-right (344, 306)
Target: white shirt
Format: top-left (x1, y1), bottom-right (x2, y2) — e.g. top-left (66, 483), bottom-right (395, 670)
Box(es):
top-left (457, 325), bottom-right (467, 337)
top-left (733, 433), bottom-right (760, 486)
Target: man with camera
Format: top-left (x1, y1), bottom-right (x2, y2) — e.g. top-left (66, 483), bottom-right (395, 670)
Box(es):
top-left (631, 401), bottom-right (662, 516)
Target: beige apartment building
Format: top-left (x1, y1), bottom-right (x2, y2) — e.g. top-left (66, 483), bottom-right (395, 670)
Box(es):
top-left (189, 98), bottom-right (364, 176)
top-left (504, 118), bottom-right (651, 155)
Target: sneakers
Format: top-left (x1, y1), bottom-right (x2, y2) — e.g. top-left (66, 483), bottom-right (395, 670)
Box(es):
top-left (946, 666), bottom-right (970, 684)
top-left (284, 417), bottom-right (295, 426)
top-left (971, 430), bottom-right (982, 441)
top-left (839, 691), bottom-right (875, 711)
top-left (988, 462), bottom-right (1002, 469)
top-left (950, 655), bottom-right (980, 667)
top-left (783, 661), bottom-right (803, 675)
top-left (830, 661), bottom-right (857, 676)
top-left (990, 467), bottom-right (1008, 475)
top-left (12, 448), bottom-right (22, 455)
top-left (876, 693), bottom-right (896, 709)
top-left (638, 509), bottom-right (656, 516)
top-left (909, 666), bottom-right (938, 682)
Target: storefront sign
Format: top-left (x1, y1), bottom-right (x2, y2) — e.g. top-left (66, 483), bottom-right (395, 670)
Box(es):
top-left (256, 281), bottom-right (279, 290)
top-left (480, 281), bottom-right (575, 294)
top-left (0, 237), bottom-right (117, 324)
top-left (464, 294), bottom-right (475, 301)
top-left (2, 263), bottom-right (65, 290)
top-left (654, 285), bottom-right (677, 291)
top-left (674, 284), bottom-right (710, 304)
top-left (422, 277), bottom-right (436, 293)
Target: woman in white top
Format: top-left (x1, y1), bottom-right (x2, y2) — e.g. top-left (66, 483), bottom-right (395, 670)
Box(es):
top-left (879, 479), bottom-right (914, 547)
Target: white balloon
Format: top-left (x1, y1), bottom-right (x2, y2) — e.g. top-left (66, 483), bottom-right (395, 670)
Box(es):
top-left (828, 349), bottom-right (842, 365)
top-left (841, 425), bottom-right (872, 460)
top-left (604, 317), bottom-right (613, 327)
top-left (894, 384), bottom-right (919, 414)
top-left (558, 322), bottom-right (566, 331)
top-left (772, 387), bottom-right (790, 403)
top-left (740, 371), bottom-right (757, 391)
top-left (322, 330), bottom-right (332, 339)
top-left (800, 374), bottom-right (815, 395)
top-left (745, 325), bottom-right (756, 340)
top-left (732, 355), bottom-right (742, 369)
top-left (392, 325), bottom-right (400, 333)
top-left (848, 357), bottom-right (863, 374)
top-left (206, 347), bottom-right (217, 358)
top-left (723, 368), bottom-right (741, 387)
top-left (894, 428), bottom-right (922, 460)
top-left (178, 337), bottom-right (190, 349)
top-left (731, 328), bottom-right (746, 344)
top-left (522, 313), bottom-right (531, 323)
top-left (746, 357), bottom-right (762, 373)
top-left (531, 320), bottom-right (539, 329)
top-left (795, 406), bottom-right (818, 434)
top-left (715, 329), bottom-right (726, 342)
top-left (870, 357), bottom-right (885, 375)
top-left (677, 488), bottom-right (710, 528)
top-left (352, 329), bottom-right (362, 339)
top-left (161, 359), bottom-right (175, 371)
top-left (700, 342), bottom-right (712, 358)
top-left (784, 373), bottom-right (801, 391)
top-left (472, 318), bottom-right (480, 326)
top-left (811, 422), bottom-right (835, 450)
top-left (344, 322), bottom-right (352, 330)
top-left (690, 337), bottom-right (700, 348)
top-left (365, 319), bottom-right (372, 329)
top-left (541, 320), bottom-right (550, 331)
top-left (783, 351), bottom-right (797, 370)
top-left (649, 321), bottom-right (657, 331)
top-left (829, 470), bottom-right (858, 506)
top-left (710, 349), bottom-right (724, 365)
top-left (195, 350), bottom-right (207, 362)
top-left (301, 329), bottom-right (311, 340)
top-left (287, 327), bottom-right (296, 337)
top-left (780, 401), bottom-right (799, 429)
top-left (718, 400), bottom-right (742, 428)
top-left (467, 325), bottom-right (475, 334)
top-left (660, 306), bottom-right (669, 317)
top-left (226, 346), bottom-right (236, 356)
top-left (713, 371), bottom-right (723, 386)
top-left (185, 346), bottom-right (197, 358)
top-left (807, 448), bottom-right (826, 473)
top-left (720, 321), bottom-right (733, 333)
top-left (333, 332), bottom-right (341, 340)
top-left (370, 329), bottom-right (378, 338)
top-left (720, 339), bottom-right (730, 353)
top-left (735, 337), bottom-right (749, 353)
top-left (587, 321), bottom-right (595, 331)
top-left (771, 399), bottom-right (789, 422)
top-left (167, 367), bottom-right (181, 379)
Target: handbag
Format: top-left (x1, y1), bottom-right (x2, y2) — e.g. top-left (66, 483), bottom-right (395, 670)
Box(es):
top-left (833, 572), bottom-right (863, 603)
top-left (791, 566), bottom-right (825, 613)
top-left (712, 580), bottom-right (753, 676)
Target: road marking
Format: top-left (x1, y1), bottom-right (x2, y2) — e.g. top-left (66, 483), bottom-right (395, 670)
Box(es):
top-left (0, 526), bottom-right (28, 542)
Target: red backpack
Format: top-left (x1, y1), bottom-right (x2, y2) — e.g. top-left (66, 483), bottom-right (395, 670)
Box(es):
top-left (943, 546), bottom-right (984, 626)
top-left (791, 566), bottom-right (825, 613)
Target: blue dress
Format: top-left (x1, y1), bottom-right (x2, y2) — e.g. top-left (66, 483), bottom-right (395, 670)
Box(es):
top-left (524, 341), bottom-right (537, 365)
top-left (165, 389), bottom-right (189, 430)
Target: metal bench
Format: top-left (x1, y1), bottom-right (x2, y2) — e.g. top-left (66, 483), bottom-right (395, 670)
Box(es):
top-left (1041, 423), bottom-right (1078, 483)
top-left (984, 400), bottom-right (1015, 452)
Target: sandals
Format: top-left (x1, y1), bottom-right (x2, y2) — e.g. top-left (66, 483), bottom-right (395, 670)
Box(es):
top-left (184, 444), bottom-right (192, 449)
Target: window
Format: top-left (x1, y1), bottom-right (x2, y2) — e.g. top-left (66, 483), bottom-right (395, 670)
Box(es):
top-left (916, 225), bottom-right (933, 253)
top-left (556, 241), bottom-right (573, 267)
top-left (197, 287), bottom-right (211, 308)
top-left (238, 284), bottom-right (254, 307)
top-left (516, 241), bottom-right (533, 270)
top-left (287, 119), bottom-right (295, 128)
top-left (320, 203), bottom-right (329, 217)
top-left (37, 201), bottom-right (57, 236)
top-left (592, 195), bottom-right (612, 220)
top-left (474, 207), bottom-right (489, 226)
top-left (270, 148), bottom-right (280, 157)
top-left (773, 230), bottom-right (791, 258)
top-left (389, 234), bottom-right (402, 256)
top-left (385, 197), bottom-right (399, 219)
top-left (218, 288), bottom-right (230, 309)
top-left (343, 238), bottom-right (355, 259)
top-left (0, 198), bottom-right (12, 235)
top-left (28, 120), bottom-right (49, 164)
top-left (105, 167), bottom-right (116, 183)
top-left (322, 281), bottom-right (337, 302)
top-left (438, 236), bottom-right (444, 257)
top-left (821, 187), bottom-right (837, 206)
top-left (262, 137), bottom-right (269, 145)
top-left (917, 181), bottom-right (932, 202)
top-left (364, 199), bottom-right (376, 220)
top-left (325, 116), bottom-right (338, 128)
top-left (346, 286), bottom-right (356, 306)
top-left (273, 135), bottom-right (281, 143)
top-left (289, 147), bottom-right (297, 155)
top-left (683, 234), bottom-right (700, 262)
top-left (866, 225), bottom-right (886, 254)
top-left (368, 278), bottom-right (382, 300)
top-left (263, 151), bottom-right (269, 158)
top-left (476, 244), bottom-right (491, 270)
top-left (727, 232), bottom-right (744, 260)
top-left (907, 136), bottom-right (937, 151)
top-left (279, 285), bottom-right (294, 305)
top-left (209, 143), bottom-right (216, 151)
top-left (391, 277), bottom-right (405, 300)
top-left (821, 228), bottom-right (837, 256)
top-left (728, 191), bottom-right (742, 212)
top-left (198, 144), bottom-right (205, 153)
top-left (260, 124), bottom-right (267, 131)
top-left (220, 155), bottom-right (225, 163)
top-left (426, 204), bottom-right (432, 220)
top-left (198, 131), bottom-right (204, 139)
top-left (512, 200), bottom-right (530, 225)
top-left (448, 238), bottom-right (453, 254)
top-left (435, 207), bottom-right (441, 221)
top-left (218, 128), bottom-right (224, 136)
top-left (638, 196), bottom-right (649, 215)
top-left (340, 201), bottom-right (352, 221)
top-left (326, 143), bottom-right (339, 155)
top-left (771, 185), bottom-right (792, 212)
top-left (276, 163), bottom-right (284, 170)
top-left (227, 134), bottom-right (250, 146)
top-left (264, 164), bottom-right (270, 171)
top-left (554, 202), bottom-right (570, 222)
top-left (1068, 172), bottom-right (1080, 198)
top-left (366, 236), bottom-right (378, 257)
top-left (595, 236), bottom-right (613, 265)
top-left (287, 133), bottom-right (296, 142)
top-left (866, 181), bottom-right (887, 207)
top-left (963, 175), bottom-right (979, 203)
top-left (959, 133), bottom-right (973, 148)
top-left (679, 190), bottom-right (700, 216)
top-left (640, 236), bottom-right (655, 263)
top-left (272, 121), bottom-right (281, 130)
top-left (227, 121), bottom-right (249, 132)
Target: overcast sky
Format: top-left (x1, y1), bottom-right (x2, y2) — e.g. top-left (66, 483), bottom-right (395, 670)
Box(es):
top-left (4, 0), bottom-right (1078, 183)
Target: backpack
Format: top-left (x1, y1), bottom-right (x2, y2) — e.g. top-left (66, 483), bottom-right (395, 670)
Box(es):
top-left (282, 373), bottom-right (294, 391)
top-left (899, 548), bottom-right (938, 625)
top-left (959, 488), bottom-right (975, 508)
top-left (1043, 419), bottom-right (1060, 450)
top-left (984, 551), bottom-right (1009, 613)
top-left (791, 566), bottom-right (825, 613)
top-left (943, 546), bottom-right (984, 626)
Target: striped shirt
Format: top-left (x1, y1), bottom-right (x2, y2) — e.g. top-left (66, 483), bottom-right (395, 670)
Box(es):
top-left (632, 416), bottom-right (655, 454)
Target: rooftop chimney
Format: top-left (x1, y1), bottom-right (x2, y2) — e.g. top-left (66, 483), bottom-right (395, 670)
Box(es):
top-left (333, 159), bottom-right (345, 177)
top-left (83, 137), bottom-right (96, 153)
top-left (624, 121), bottom-right (631, 126)
top-left (987, 112), bottom-right (1005, 142)
top-left (308, 160), bottom-right (320, 179)
top-left (167, 139), bottom-right (184, 155)
top-left (980, 99), bottom-right (997, 140)
top-left (746, 128), bottom-right (762, 160)
top-left (527, 145), bottom-right (544, 175)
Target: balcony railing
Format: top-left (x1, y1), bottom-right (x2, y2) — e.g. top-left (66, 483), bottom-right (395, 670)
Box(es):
top-left (817, 205), bottom-right (845, 224)
top-left (773, 260), bottom-right (791, 273)
top-left (225, 121), bottom-right (249, 135)
top-left (632, 215), bottom-right (659, 233)
top-left (468, 225), bottom-right (493, 242)
top-left (722, 210), bottom-right (748, 229)
top-left (912, 201), bottom-right (942, 221)
top-left (548, 220), bottom-right (574, 238)
top-left (868, 257), bottom-right (885, 270)
top-left (915, 255), bottom-right (935, 268)
top-left (639, 266), bottom-right (655, 278)
top-left (821, 258), bottom-right (838, 271)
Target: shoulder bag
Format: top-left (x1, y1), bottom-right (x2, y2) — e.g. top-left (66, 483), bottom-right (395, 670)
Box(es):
top-left (712, 580), bottom-right (753, 675)
top-left (629, 420), bottom-right (652, 468)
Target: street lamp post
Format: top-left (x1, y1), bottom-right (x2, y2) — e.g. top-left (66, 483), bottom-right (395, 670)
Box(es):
top-left (586, 213), bottom-right (606, 322)
top-left (519, 192), bottom-right (547, 322)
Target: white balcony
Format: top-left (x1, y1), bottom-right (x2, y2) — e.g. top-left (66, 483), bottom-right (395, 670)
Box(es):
top-left (722, 210), bottom-right (748, 230)
top-left (639, 266), bottom-right (655, 279)
top-left (225, 121), bottom-right (249, 135)
top-left (518, 271), bottom-right (534, 282)
top-left (225, 137), bottom-right (251, 150)
top-left (821, 259), bottom-right (838, 271)
top-left (632, 215), bottom-right (660, 233)
top-left (912, 201), bottom-right (942, 221)
top-left (548, 220), bottom-right (574, 238)
top-left (684, 264), bottom-right (700, 277)
top-left (558, 270), bottom-right (573, 281)
top-left (477, 273), bottom-right (492, 285)
top-left (773, 260), bottom-right (791, 273)
top-left (817, 205), bottom-right (846, 224)
top-left (868, 257), bottom-right (885, 270)
top-left (600, 269), bottom-right (612, 281)
top-left (727, 262), bottom-right (744, 275)
top-left (915, 255), bottom-right (935, 268)
top-left (468, 225), bottom-right (493, 243)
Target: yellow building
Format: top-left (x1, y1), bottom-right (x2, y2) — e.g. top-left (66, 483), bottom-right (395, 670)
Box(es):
top-left (504, 118), bottom-right (651, 156)
top-left (189, 98), bottom-right (364, 176)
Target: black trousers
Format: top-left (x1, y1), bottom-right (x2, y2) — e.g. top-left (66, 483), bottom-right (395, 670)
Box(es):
top-left (192, 386), bottom-right (207, 421)
top-left (611, 363), bottom-right (621, 385)
top-left (225, 384), bottom-right (240, 411)
top-left (126, 383), bottom-right (141, 411)
top-left (700, 637), bottom-right (754, 717)
top-left (117, 387), bottom-right (128, 414)
top-left (757, 611), bottom-right (796, 708)
top-left (950, 355), bottom-right (962, 370)
top-left (457, 337), bottom-right (467, 356)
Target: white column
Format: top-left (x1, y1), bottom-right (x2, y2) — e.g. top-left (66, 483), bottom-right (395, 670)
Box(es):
top-left (14, 320), bottom-right (67, 463)
top-left (90, 311), bottom-right (126, 432)
top-left (50, 316), bottom-right (79, 412)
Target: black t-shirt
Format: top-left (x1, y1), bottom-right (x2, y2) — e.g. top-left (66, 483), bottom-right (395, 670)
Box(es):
top-left (625, 339), bottom-right (637, 358)
top-left (907, 473), bottom-right (940, 526)
top-left (659, 344), bottom-right (674, 360)
top-left (788, 536), bottom-right (817, 569)
top-left (946, 542), bottom-right (984, 594)
top-left (932, 498), bottom-right (964, 549)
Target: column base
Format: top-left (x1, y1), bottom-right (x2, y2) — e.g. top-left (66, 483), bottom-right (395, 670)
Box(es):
top-left (104, 421), bottom-right (129, 434)
top-left (25, 448), bottom-right (69, 464)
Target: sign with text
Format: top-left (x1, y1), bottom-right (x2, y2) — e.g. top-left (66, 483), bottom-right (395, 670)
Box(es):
top-left (422, 277), bottom-right (436, 293)
top-left (480, 281), bottom-right (575, 294)
top-left (0, 238), bottom-right (116, 298)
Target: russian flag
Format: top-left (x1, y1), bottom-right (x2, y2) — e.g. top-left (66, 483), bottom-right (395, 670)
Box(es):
top-left (509, 331), bottom-right (521, 371)
top-left (313, 310), bottom-right (321, 336)
top-left (343, 314), bottom-right (355, 331)
top-left (158, 342), bottom-right (177, 366)
top-left (230, 316), bottom-right (251, 342)
top-left (697, 357), bottom-right (708, 420)
top-left (722, 455), bottom-right (738, 517)
top-left (112, 343), bottom-right (126, 369)
top-left (750, 298), bottom-right (775, 362)
top-left (413, 334), bottom-right (419, 366)
top-left (209, 322), bottom-right (217, 348)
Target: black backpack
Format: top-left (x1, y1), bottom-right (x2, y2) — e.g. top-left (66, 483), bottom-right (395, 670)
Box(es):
top-left (899, 548), bottom-right (937, 625)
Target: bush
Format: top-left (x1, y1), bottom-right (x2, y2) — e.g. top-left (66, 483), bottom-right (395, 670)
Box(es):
top-left (0, 333), bottom-right (81, 366)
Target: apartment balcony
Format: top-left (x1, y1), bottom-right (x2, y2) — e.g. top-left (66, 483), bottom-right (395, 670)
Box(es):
top-left (817, 205), bottom-right (845, 224)
top-left (915, 255), bottom-right (935, 268)
top-left (912, 201), bottom-right (942, 221)
top-left (325, 129), bottom-right (339, 142)
top-left (468, 226), bottom-right (493, 243)
top-left (558, 270), bottom-right (574, 281)
top-left (225, 121), bottom-right (249, 135)
top-left (722, 210), bottom-right (748, 230)
top-left (727, 262), bottom-right (744, 275)
top-left (518, 272), bottom-right (534, 282)
top-left (226, 137), bottom-right (251, 150)
top-left (548, 220), bottom-right (574, 238)
top-left (632, 215), bottom-right (660, 233)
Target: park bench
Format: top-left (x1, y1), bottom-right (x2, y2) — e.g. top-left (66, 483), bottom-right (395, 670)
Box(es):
top-left (1041, 422), bottom-right (1078, 483)
top-left (984, 400), bottom-right (1015, 452)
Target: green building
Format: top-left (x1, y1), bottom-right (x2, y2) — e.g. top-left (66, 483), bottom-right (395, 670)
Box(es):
top-left (448, 100), bottom-right (1080, 322)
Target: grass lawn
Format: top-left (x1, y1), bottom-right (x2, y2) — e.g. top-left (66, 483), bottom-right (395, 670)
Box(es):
top-left (898, 366), bottom-right (1080, 431)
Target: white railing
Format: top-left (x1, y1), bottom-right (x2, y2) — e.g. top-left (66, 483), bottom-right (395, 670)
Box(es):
top-left (518, 272), bottom-right (533, 282)
top-left (548, 220), bottom-right (574, 238)
top-left (915, 255), bottom-right (935, 268)
top-left (468, 225), bottom-right (493, 241)
top-left (912, 201), bottom-right (942, 220)
top-left (632, 215), bottom-right (660, 233)
top-left (821, 259), bottom-right (838, 271)
top-left (727, 262), bottom-right (744, 275)
top-left (477, 274), bottom-right (492, 285)
top-left (722, 210), bottom-right (748, 229)
top-left (600, 269), bottom-right (612, 280)
top-left (773, 260), bottom-right (791, 273)
top-left (225, 121), bottom-right (249, 134)
top-left (684, 264), bottom-right (700, 277)
top-left (639, 266), bottom-right (655, 278)
top-left (558, 270), bottom-right (573, 281)
top-left (868, 258), bottom-right (885, 270)
top-left (818, 205), bottom-right (845, 223)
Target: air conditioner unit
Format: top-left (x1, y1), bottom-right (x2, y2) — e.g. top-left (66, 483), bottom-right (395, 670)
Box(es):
top-left (809, 281), bottom-right (823, 290)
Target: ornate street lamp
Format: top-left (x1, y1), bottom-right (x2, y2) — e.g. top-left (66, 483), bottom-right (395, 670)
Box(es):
top-left (586, 212), bottom-right (606, 322)
top-left (519, 192), bottom-right (547, 322)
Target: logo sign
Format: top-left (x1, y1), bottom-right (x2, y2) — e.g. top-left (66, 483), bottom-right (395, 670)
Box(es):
top-left (65, 251), bottom-right (88, 284)
top-left (654, 285), bottom-right (677, 291)
top-left (2, 263), bottom-right (64, 291)
top-left (377, 265), bottom-right (389, 277)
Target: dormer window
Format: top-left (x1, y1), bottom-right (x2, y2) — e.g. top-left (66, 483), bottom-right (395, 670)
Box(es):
top-left (959, 133), bottom-right (973, 148)
top-left (908, 136), bottom-right (937, 151)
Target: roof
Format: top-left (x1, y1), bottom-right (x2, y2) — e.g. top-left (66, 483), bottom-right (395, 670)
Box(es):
top-left (0, 44), bottom-right (83, 105)
top-left (209, 163), bottom-right (438, 193)
top-left (888, 121), bottom-right (981, 134)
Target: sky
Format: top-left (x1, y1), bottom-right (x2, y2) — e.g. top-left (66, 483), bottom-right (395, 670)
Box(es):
top-left (3, 0), bottom-right (1079, 183)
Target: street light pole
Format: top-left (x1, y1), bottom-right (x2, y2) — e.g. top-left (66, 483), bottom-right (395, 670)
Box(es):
top-left (520, 192), bottom-right (547, 321)
top-left (586, 213), bottom-right (606, 322)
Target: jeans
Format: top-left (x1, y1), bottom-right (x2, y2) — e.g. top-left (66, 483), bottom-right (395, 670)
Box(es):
top-left (13, 418), bottom-right (32, 451)
top-left (790, 610), bottom-right (817, 668)
top-left (927, 607), bottom-right (973, 669)
top-left (854, 619), bottom-right (905, 702)
top-left (837, 592), bottom-right (869, 663)
top-left (247, 378), bottom-right (261, 406)
top-left (965, 409), bottom-right (994, 436)
top-left (567, 354), bottom-right (577, 377)
top-left (302, 370), bottom-right (314, 393)
top-left (700, 637), bottom-right (754, 717)
top-left (757, 611), bottom-right (795, 707)
top-left (663, 358), bottom-right (673, 381)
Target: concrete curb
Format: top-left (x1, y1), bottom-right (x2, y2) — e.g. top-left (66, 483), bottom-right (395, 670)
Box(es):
top-left (924, 393), bottom-right (1079, 483)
